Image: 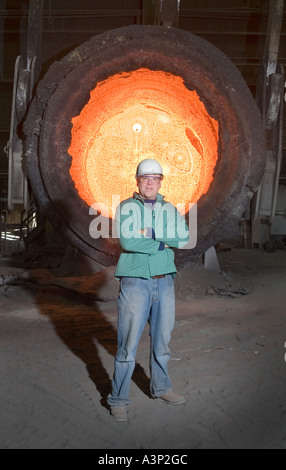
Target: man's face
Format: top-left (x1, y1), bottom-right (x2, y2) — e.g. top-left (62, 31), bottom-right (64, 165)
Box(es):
top-left (136, 175), bottom-right (162, 200)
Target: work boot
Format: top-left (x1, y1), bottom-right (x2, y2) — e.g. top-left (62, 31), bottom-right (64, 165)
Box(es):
top-left (159, 392), bottom-right (186, 405)
top-left (110, 407), bottom-right (128, 422)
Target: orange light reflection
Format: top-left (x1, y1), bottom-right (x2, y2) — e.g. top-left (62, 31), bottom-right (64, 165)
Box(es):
top-left (69, 69), bottom-right (218, 217)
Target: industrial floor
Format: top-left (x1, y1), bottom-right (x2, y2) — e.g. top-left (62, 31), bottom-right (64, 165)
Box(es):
top-left (0, 247), bottom-right (286, 449)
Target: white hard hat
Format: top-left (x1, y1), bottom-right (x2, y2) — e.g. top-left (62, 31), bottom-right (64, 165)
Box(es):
top-left (136, 158), bottom-right (163, 177)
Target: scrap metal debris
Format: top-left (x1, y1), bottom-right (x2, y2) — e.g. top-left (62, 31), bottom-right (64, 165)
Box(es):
top-left (206, 284), bottom-right (252, 298)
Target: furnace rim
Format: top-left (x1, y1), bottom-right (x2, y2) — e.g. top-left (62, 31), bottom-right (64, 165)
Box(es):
top-left (24, 24), bottom-right (266, 264)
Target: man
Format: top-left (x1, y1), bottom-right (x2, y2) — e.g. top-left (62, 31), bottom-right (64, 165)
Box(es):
top-left (108, 158), bottom-right (189, 422)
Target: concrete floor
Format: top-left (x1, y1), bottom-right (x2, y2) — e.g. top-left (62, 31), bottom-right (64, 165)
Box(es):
top-left (0, 247), bottom-right (286, 449)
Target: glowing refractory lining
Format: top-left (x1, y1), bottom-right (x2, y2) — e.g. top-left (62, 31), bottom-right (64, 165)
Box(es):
top-left (133, 123), bottom-right (142, 133)
top-left (69, 68), bottom-right (219, 218)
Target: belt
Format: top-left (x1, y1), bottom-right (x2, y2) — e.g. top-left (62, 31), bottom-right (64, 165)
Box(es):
top-left (151, 274), bottom-right (166, 279)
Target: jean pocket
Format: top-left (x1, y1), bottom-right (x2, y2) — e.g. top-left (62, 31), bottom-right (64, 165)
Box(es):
top-left (166, 274), bottom-right (175, 286)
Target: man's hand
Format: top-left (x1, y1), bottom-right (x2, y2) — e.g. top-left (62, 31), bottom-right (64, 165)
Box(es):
top-left (137, 228), bottom-right (170, 249)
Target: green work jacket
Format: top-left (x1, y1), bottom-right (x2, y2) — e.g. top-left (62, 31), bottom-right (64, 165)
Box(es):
top-left (115, 192), bottom-right (189, 279)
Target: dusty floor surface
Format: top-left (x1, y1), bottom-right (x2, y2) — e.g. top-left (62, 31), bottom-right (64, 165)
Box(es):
top-left (0, 247), bottom-right (286, 449)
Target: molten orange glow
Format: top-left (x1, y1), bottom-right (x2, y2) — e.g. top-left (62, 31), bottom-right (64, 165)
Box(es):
top-left (69, 69), bottom-right (218, 217)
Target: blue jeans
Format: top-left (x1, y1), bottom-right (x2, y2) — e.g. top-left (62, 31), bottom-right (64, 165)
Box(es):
top-left (107, 275), bottom-right (175, 408)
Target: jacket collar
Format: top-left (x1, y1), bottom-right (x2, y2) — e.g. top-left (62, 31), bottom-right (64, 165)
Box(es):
top-left (133, 192), bottom-right (165, 204)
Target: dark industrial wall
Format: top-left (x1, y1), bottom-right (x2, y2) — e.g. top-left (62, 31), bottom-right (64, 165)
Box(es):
top-left (1, 0), bottom-right (286, 173)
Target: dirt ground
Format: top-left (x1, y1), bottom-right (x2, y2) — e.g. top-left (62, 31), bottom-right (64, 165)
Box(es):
top-left (0, 246), bottom-right (286, 449)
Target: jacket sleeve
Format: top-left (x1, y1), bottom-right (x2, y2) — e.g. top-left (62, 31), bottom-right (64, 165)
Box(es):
top-left (154, 202), bottom-right (190, 249)
top-left (115, 201), bottom-right (161, 254)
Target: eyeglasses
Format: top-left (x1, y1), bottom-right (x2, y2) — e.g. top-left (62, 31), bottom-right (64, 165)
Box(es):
top-left (139, 176), bottom-right (162, 183)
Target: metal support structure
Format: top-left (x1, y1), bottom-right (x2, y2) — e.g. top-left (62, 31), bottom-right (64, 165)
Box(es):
top-left (252, 0), bottom-right (284, 247)
top-left (5, 0), bottom-right (43, 211)
top-left (156, 0), bottom-right (180, 27)
top-left (143, 0), bottom-right (180, 27)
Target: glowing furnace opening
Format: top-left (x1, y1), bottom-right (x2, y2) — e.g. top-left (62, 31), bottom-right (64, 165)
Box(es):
top-left (69, 68), bottom-right (219, 217)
